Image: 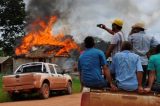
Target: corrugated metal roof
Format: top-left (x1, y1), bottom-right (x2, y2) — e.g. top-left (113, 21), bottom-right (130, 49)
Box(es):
top-left (0, 56), bottom-right (10, 64)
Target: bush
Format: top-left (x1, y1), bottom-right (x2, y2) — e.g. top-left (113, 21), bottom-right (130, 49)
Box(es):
top-left (72, 76), bottom-right (81, 93)
top-left (0, 74), bottom-right (11, 103)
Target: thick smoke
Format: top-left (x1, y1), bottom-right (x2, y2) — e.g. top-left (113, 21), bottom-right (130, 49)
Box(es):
top-left (24, 0), bottom-right (160, 43)
top-left (25, 0), bottom-right (73, 32)
top-left (26, 0), bottom-right (73, 21)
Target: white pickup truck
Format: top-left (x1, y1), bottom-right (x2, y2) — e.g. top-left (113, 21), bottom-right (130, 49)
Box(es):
top-left (3, 62), bottom-right (72, 99)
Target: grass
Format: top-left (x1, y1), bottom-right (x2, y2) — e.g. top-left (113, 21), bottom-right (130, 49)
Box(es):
top-left (0, 74), bottom-right (11, 103)
top-left (0, 74), bottom-right (81, 103)
top-left (72, 76), bottom-right (81, 93)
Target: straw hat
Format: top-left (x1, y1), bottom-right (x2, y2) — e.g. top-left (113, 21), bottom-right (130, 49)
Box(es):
top-left (132, 22), bottom-right (145, 29)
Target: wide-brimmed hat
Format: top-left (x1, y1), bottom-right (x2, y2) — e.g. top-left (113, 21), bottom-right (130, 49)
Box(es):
top-left (132, 22), bottom-right (145, 29)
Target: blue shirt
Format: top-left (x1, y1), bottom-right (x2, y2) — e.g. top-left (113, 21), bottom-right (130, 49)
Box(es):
top-left (78, 48), bottom-right (107, 86)
top-left (111, 50), bottom-right (143, 91)
top-left (128, 31), bottom-right (159, 65)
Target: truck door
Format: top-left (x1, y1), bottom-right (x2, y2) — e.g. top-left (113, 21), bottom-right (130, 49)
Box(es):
top-left (49, 65), bottom-right (59, 89)
top-left (54, 65), bottom-right (66, 88)
top-left (49, 65), bottom-right (65, 89)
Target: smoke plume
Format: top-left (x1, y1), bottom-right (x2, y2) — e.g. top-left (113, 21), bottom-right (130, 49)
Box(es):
top-left (24, 0), bottom-right (160, 43)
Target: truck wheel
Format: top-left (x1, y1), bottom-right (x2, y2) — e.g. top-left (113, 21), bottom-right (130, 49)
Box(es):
top-left (66, 82), bottom-right (72, 95)
top-left (39, 83), bottom-right (50, 99)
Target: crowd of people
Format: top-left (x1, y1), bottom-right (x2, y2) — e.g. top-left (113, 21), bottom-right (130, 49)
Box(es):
top-left (78, 19), bottom-right (160, 94)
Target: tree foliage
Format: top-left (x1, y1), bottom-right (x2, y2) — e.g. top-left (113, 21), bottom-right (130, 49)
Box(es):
top-left (80, 37), bottom-right (110, 53)
top-left (0, 0), bottom-right (25, 56)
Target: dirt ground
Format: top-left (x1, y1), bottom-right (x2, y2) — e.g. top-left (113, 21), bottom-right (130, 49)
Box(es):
top-left (0, 93), bottom-right (81, 106)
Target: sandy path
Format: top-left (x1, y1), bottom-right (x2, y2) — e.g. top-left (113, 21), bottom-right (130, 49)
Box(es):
top-left (0, 93), bottom-right (81, 106)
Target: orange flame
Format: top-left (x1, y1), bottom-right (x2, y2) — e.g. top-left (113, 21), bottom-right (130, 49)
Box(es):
top-left (15, 16), bottom-right (79, 56)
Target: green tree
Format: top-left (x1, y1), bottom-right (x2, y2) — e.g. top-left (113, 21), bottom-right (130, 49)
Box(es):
top-left (0, 48), bottom-right (4, 56)
top-left (0, 0), bottom-right (25, 56)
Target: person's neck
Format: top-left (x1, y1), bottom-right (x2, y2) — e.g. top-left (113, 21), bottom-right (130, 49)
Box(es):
top-left (113, 30), bottom-right (120, 33)
top-left (122, 50), bottom-right (130, 52)
top-left (86, 47), bottom-right (94, 50)
top-left (157, 52), bottom-right (160, 55)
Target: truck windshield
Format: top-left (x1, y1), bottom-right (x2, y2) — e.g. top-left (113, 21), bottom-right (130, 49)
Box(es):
top-left (22, 65), bottom-right (42, 73)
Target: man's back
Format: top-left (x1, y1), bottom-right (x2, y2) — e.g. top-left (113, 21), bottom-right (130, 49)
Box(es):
top-left (112, 50), bottom-right (143, 91)
top-left (78, 48), bottom-right (106, 87)
top-left (78, 36), bottom-right (117, 90)
top-left (148, 53), bottom-right (160, 83)
top-left (128, 31), bottom-right (158, 65)
top-left (111, 31), bottom-right (125, 55)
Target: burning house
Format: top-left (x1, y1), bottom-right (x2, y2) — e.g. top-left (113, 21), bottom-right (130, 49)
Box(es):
top-left (13, 16), bottom-right (79, 72)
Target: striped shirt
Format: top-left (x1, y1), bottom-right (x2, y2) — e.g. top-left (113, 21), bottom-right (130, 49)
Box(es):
top-left (128, 31), bottom-right (159, 65)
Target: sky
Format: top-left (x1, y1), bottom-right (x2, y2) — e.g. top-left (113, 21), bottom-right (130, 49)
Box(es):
top-left (5, 0), bottom-right (160, 43)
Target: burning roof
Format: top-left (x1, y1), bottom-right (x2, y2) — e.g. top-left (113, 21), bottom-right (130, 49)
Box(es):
top-left (25, 45), bottom-right (70, 58)
top-left (15, 16), bottom-right (79, 57)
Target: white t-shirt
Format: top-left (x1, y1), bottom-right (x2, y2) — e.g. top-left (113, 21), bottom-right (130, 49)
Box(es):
top-left (110, 31), bottom-right (125, 56)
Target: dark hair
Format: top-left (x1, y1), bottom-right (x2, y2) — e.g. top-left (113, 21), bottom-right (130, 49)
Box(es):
top-left (131, 27), bottom-right (145, 34)
top-left (156, 44), bottom-right (160, 54)
top-left (112, 23), bottom-right (122, 31)
top-left (84, 36), bottom-right (95, 48)
top-left (121, 41), bottom-right (133, 51)
top-left (139, 28), bottom-right (145, 31)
